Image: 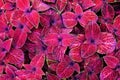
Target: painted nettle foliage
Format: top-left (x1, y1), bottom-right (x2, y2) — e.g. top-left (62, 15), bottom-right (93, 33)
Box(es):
top-left (0, 0), bottom-right (120, 80)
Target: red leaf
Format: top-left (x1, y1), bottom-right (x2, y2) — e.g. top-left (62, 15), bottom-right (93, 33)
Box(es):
top-left (70, 34), bottom-right (85, 48)
top-left (56, 63), bottom-right (74, 78)
top-left (100, 66), bottom-right (118, 80)
top-left (69, 46), bottom-right (82, 62)
top-left (47, 73), bottom-right (60, 80)
top-left (32, 0), bottom-right (50, 12)
top-left (2, 2), bottom-right (16, 11)
top-left (16, 0), bottom-right (30, 11)
top-left (44, 33), bottom-right (58, 46)
top-left (61, 33), bottom-right (75, 47)
top-left (104, 55), bottom-right (119, 68)
top-left (5, 49), bottom-right (24, 68)
top-left (85, 22), bottom-right (101, 44)
top-left (2, 38), bottom-right (13, 52)
top-left (62, 12), bottom-right (77, 28)
top-left (30, 53), bottom-right (45, 68)
top-left (0, 0), bottom-right (4, 7)
top-left (97, 32), bottom-right (116, 54)
top-left (78, 10), bottom-right (98, 27)
top-left (25, 10), bottom-right (40, 28)
top-left (14, 29), bottom-right (27, 48)
top-left (92, 0), bottom-right (103, 12)
top-left (74, 4), bottom-right (83, 14)
top-left (113, 15), bottom-right (120, 36)
top-left (73, 63), bottom-right (80, 73)
top-left (43, 0), bottom-right (56, 3)
top-left (101, 2), bottom-right (115, 19)
top-left (56, 55), bottom-right (75, 78)
top-left (56, 0), bottom-right (67, 12)
top-left (81, 42), bottom-right (97, 58)
top-left (80, 0), bottom-right (95, 10)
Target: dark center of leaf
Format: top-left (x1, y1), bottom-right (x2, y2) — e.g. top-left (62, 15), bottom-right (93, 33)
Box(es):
top-left (69, 62), bottom-right (74, 66)
top-left (32, 67), bottom-right (36, 71)
top-left (25, 8), bottom-right (32, 13)
top-left (11, 74), bottom-right (15, 78)
top-left (50, 19), bottom-right (55, 26)
top-left (88, 71), bottom-right (93, 75)
top-left (5, 27), bottom-right (9, 31)
top-left (1, 48), bottom-right (6, 52)
top-left (12, 3), bottom-right (16, 8)
top-left (0, 62), bottom-right (4, 65)
top-left (90, 39), bottom-right (95, 44)
top-left (42, 45), bottom-right (47, 51)
top-left (19, 24), bottom-right (24, 29)
top-left (113, 28), bottom-right (117, 32)
top-left (58, 37), bottom-right (62, 42)
top-left (77, 15), bottom-right (82, 19)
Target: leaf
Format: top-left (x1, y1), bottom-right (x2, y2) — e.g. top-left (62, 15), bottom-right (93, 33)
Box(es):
top-left (85, 22), bottom-right (101, 44)
top-left (15, 29), bottom-right (27, 48)
top-left (0, 0), bottom-right (4, 7)
top-left (26, 10), bottom-right (40, 28)
top-left (16, 0), bottom-right (30, 11)
top-left (80, 0), bottom-right (95, 10)
top-left (101, 2), bottom-right (115, 19)
top-left (81, 42), bottom-right (97, 58)
top-left (32, 0), bottom-right (50, 11)
top-left (56, 0), bottom-right (67, 12)
top-left (113, 15), bottom-right (120, 36)
top-left (78, 10), bottom-right (98, 27)
top-left (61, 33), bottom-right (75, 47)
top-left (62, 12), bottom-right (77, 28)
top-left (69, 46), bottom-right (82, 62)
top-left (44, 33), bottom-right (58, 46)
top-left (43, 0), bottom-right (56, 3)
top-left (104, 55), bottom-right (119, 69)
top-left (5, 49), bottom-right (24, 68)
top-left (100, 66), bottom-right (118, 80)
top-left (97, 32), bottom-right (116, 54)
top-left (47, 73), bottom-right (60, 80)
top-left (92, 0), bottom-right (103, 12)
top-left (2, 38), bottom-right (13, 52)
top-left (74, 4), bottom-right (83, 14)
top-left (56, 55), bottom-right (74, 78)
top-left (30, 53), bottom-right (45, 68)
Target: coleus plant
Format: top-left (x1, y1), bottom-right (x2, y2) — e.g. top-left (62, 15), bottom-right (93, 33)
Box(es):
top-left (0, 0), bottom-right (120, 80)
